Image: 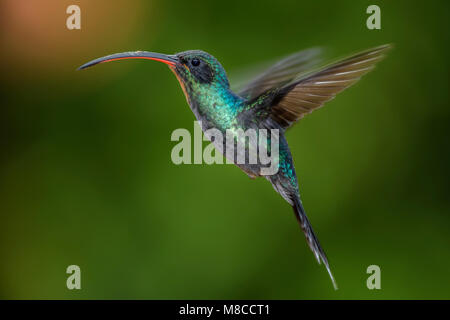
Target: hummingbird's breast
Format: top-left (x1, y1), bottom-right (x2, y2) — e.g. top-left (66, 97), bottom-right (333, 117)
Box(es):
top-left (187, 84), bottom-right (244, 132)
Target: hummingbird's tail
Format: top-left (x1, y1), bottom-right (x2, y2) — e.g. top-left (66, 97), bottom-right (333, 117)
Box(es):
top-left (292, 196), bottom-right (338, 290)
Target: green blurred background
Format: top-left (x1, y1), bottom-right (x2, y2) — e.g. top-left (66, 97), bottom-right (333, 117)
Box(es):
top-left (1, 0), bottom-right (449, 299)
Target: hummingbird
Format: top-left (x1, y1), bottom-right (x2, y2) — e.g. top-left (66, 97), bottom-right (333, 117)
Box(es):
top-left (79, 44), bottom-right (391, 289)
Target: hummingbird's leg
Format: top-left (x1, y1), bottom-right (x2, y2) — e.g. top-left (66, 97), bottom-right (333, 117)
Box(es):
top-left (236, 164), bottom-right (258, 179)
top-left (245, 172), bottom-right (257, 179)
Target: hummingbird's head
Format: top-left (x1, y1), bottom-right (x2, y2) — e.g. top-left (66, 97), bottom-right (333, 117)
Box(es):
top-left (171, 50), bottom-right (229, 89)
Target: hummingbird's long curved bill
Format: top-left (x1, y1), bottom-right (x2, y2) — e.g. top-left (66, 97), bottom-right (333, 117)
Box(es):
top-left (77, 51), bottom-right (178, 70)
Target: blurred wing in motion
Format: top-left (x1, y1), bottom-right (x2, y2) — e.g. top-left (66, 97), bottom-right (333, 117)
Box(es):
top-left (269, 44), bottom-right (392, 129)
top-left (235, 48), bottom-right (323, 100)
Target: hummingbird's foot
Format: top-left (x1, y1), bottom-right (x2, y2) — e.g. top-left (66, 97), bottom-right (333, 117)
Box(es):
top-left (245, 172), bottom-right (256, 179)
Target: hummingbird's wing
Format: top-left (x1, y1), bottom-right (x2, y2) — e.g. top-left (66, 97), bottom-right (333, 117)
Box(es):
top-left (235, 48), bottom-right (322, 100)
top-left (267, 44), bottom-right (391, 129)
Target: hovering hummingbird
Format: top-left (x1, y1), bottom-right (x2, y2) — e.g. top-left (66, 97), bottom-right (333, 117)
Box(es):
top-left (79, 44), bottom-right (391, 289)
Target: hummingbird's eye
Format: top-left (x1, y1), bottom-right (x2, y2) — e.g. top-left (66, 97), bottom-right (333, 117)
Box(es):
top-left (191, 58), bottom-right (200, 67)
